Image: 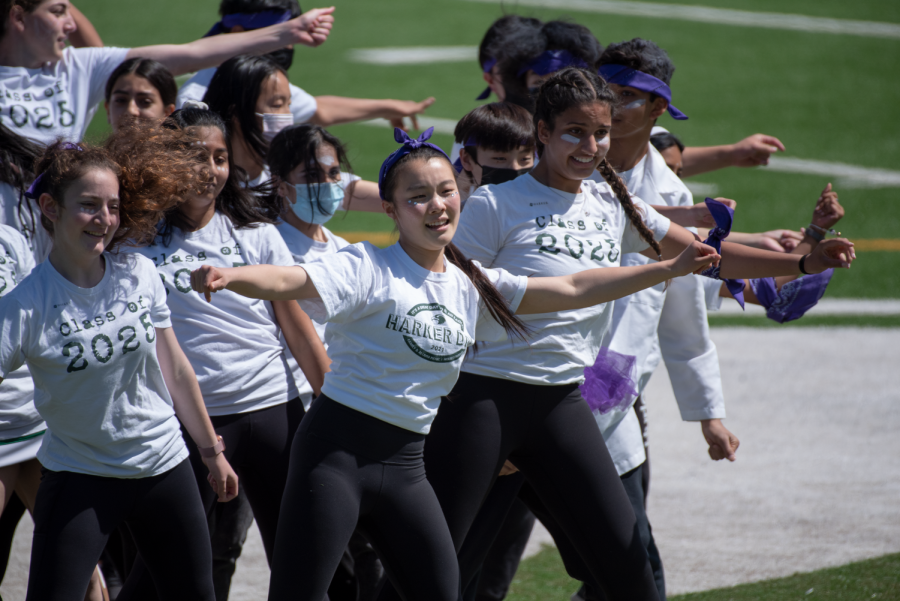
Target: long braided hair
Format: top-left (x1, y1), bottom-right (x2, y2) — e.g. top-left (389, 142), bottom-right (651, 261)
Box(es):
top-left (533, 67), bottom-right (663, 261)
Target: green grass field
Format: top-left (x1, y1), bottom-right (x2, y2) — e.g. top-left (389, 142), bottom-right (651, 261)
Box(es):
top-left (77, 0), bottom-right (900, 299)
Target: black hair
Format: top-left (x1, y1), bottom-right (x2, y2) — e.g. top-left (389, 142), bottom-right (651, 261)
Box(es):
top-left (219, 0), bottom-right (301, 70)
top-left (203, 54), bottom-right (287, 170)
top-left (104, 57), bottom-right (178, 107)
top-left (599, 38), bottom-right (676, 87)
top-left (266, 123), bottom-right (355, 220)
top-left (455, 102), bottom-right (535, 153)
top-left (0, 122), bottom-right (42, 240)
top-left (478, 14), bottom-right (543, 71)
top-left (492, 19), bottom-right (603, 114)
top-left (159, 107), bottom-right (275, 245)
top-left (0, 0), bottom-right (41, 41)
top-left (650, 131), bottom-right (684, 153)
top-left (381, 146), bottom-right (529, 342)
top-left (533, 67), bottom-right (663, 260)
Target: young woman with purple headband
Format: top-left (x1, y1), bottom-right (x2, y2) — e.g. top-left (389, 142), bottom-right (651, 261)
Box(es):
top-left (374, 67), bottom-right (855, 601)
top-left (190, 124), bottom-right (724, 600)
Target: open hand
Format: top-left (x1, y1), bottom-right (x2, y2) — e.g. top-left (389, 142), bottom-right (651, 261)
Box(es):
top-left (289, 7), bottom-right (335, 47)
top-left (191, 265), bottom-right (230, 302)
top-left (805, 238), bottom-right (855, 272)
top-left (203, 453), bottom-right (239, 502)
top-left (387, 97), bottom-right (436, 131)
top-left (729, 133), bottom-right (785, 167)
top-left (671, 240), bottom-right (721, 277)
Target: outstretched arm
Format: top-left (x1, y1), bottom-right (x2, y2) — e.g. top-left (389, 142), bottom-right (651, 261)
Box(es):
top-left (155, 327), bottom-right (238, 502)
top-left (517, 240), bottom-right (720, 315)
top-left (681, 134), bottom-right (785, 178)
top-left (311, 96), bottom-right (435, 128)
top-left (125, 7), bottom-right (335, 76)
top-left (191, 264), bottom-right (320, 302)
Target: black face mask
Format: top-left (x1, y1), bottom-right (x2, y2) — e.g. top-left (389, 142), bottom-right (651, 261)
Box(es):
top-left (478, 164), bottom-right (531, 187)
top-left (266, 47), bottom-right (295, 71)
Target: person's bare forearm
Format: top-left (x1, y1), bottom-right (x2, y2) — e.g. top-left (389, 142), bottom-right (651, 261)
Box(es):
top-left (681, 145), bottom-right (733, 177)
top-left (273, 300), bottom-right (330, 395)
top-left (68, 5), bottom-right (103, 48)
top-left (311, 96), bottom-right (396, 126)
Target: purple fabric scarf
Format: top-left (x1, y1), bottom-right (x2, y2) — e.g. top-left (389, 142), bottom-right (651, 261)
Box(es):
top-left (750, 271), bottom-right (833, 323)
top-left (597, 64), bottom-right (688, 121)
top-left (204, 9), bottom-right (292, 37)
top-left (476, 58), bottom-right (498, 100)
top-left (580, 347), bottom-right (639, 414)
top-left (699, 197), bottom-right (746, 308)
top-left (378, 127), bottom-right (450, 199)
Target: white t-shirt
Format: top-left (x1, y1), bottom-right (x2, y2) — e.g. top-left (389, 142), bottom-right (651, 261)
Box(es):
top-left (589, 145), bottom-right (725, 475)
top-left (453, 173), bottom-right (671, 386)
top-left (0, 47), bottom-right (129, 145)
top-left (0, 225), bottom-right (45, 442)
top-left (0, 183), bottom-right (52, 263)
top-left (299, 242), bottom-right (527, 434)
top-left (177, 67), bottom-right (318, 124)
top-left (275, 221), bottom-right (348, 405)
top-left (0, 253), bottom-right (188, 478)
top-left (128, 212), bottom-right (298, 416)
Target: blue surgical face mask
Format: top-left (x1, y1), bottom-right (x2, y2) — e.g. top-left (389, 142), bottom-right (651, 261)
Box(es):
top-left (291, 182), bottom-right (345, 225)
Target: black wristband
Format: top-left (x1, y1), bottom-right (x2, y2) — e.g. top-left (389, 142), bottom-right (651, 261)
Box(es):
top-left (799, 254), bottom-right (811, 275)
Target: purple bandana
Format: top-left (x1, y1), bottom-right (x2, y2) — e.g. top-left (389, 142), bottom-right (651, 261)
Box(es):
top-left (598, 64), bottom-right (688, 121)
top-left (699, 197), bottom-right (746, 308)
top-left (476, 57), bottom-right (498, 100)
top-left (518, 49), bottom-right (589, 77)
top-left (204, 9), bottom-right (292, 37)
top-left (378, 127), bottom-right (450, 199)
top-left (580, 347), bottom-right (639, 414)
top-left (24, 142), bottom-right (82, 200)
top-left (750, 271), bottom-right (833, 323)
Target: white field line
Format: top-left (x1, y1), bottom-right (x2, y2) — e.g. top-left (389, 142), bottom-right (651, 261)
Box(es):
top-left (461, 0), bottom-right (900, 40)
top-left (360, 118), bottom-right (900, 188)
top-left (716, 298), bottom-right (900, 316)
top-left (348, 46), bottom-right (477, 65)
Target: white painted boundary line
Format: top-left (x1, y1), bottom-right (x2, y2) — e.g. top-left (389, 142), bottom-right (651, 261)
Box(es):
top-left (360, 118), bottom-right (900, 188)
top-left (716, 298), bottom-right (900, 316)
top-left (461, 0), bottom-right (900, 40)
top-left (348, 46), bottom-right (477, 65)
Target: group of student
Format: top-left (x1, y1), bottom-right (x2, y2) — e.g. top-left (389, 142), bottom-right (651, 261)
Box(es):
top-left (0, 1), bottom-right (854, 600)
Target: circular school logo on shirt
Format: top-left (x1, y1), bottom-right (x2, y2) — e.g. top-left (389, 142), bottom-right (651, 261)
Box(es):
top-left (383, 303), bottom-right (473, 363)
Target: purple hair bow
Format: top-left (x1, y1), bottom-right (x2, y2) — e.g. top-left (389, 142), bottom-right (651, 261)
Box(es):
top-left (204, 9), bottom-right (292, 37)
top-left (750, 270), bottom-right (833, 323)
top-left (24, 142), bottom-right (82, 200)
top-left (580, 347), bottom-right (639, 414)
top-left (699, 197), bottom-right (746, 308)
top-left (378, 127), bottom-right (450, 199)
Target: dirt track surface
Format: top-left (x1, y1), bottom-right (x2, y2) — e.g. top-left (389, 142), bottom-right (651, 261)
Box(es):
top-left (2, 327), bottom-right (898, 599)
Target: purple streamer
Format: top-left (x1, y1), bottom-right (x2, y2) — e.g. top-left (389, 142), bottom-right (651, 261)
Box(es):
top-left (598, 64), bottom-right (688, 121)
top-left (699, 197), bottom-right (746, 308)
top-left (580, 347), bottom-right (639, 414)
top-left (750, 270), bottom-right (833, 323)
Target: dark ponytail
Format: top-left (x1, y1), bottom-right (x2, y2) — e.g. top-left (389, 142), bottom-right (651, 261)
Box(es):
top-left (381, 146), bottom-right (529, 342)
top-left (0, 122), bottom-right (42, 240)
top-left (534, 67), bottom-right (662, 260)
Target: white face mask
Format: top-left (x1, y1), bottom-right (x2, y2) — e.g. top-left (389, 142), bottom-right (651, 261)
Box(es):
top-left (256, 112), bottom-right (293, 142)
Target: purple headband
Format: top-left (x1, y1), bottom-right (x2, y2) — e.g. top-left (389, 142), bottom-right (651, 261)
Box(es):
top-left (580, 347), bottom-right (638, 414)
top-left (598, 64), bottom-right (688, 121)
top-left (24, 142), bottom-right (83, 200)
top-left (204, 9), bottom-right (292, 37)
top-left (475, 57), bottom-right (498, 100)
top-left (378, 127), bottom-right (450, 200)
top-left (698, 197), bottom-right (746, 307)
top-left (518, 49), bottom-right (588, 77)
top-left (750, 271), bottom-right (833, 323)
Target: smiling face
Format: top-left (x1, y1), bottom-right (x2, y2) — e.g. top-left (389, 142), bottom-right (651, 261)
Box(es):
top-left (39, 167), bottom-right (120, 259)
top-left (185, 126), bottom-right (229, 212)
top-left (536, 101), bottom-right (612, 183)
top-left (383, 157), bottom-right (460, 256)
top-left (105, 73), bottom-right (175, 131)
top-left (14, 0), bottom-right (76, 64)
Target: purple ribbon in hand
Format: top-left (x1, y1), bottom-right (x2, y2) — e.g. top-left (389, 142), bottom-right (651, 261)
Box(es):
top-left (580, 347), bottom-right (639, 414)
top-left (699, 197), bottom-right (746, 308)
top-left (750, 270), bottom-right (833, 323)
top-left (378, 127), bottom-right (449, 199)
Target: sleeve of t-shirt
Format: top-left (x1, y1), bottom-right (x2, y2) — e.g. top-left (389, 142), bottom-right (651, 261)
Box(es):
top-left (257, 224), bottom-right (296, 267)
top-left (290, 84), bottom-right (318, 124)
top-left (298, 244), bottom-right (374, 324)
top-left (622, 198), bottom-right (671, 255)
top-left (137, 255), bottom-right (172, 329)
top-left (0, 297), bottom-right (28, 378)
top-left (176, 68), bottom-right (216, 109)
top-left (453, 190), bottom-right (503, 267)
top-left (472, 264), bottom-right (527, 343)
top-left (3, 226), bottom-right (35, 279)
top-left (75, 47), bottom-right (131, 111)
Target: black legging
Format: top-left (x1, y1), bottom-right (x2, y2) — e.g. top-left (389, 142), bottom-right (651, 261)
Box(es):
top-left (378, 372), bottom-right (659, 601)
top-left (268, 395), bottom-right (459, 601)
top-left (26, 460), bottom-right (213, 601)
